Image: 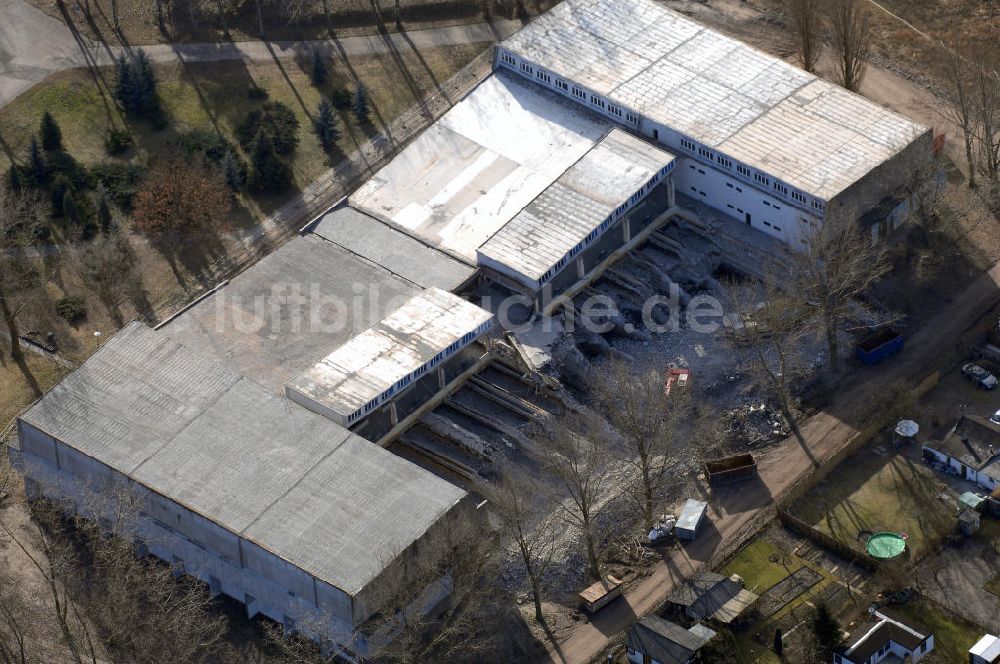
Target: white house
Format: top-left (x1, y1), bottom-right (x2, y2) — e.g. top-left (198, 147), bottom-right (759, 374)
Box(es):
top-left (834, 609), bottom-right (934, 664)
top-left (923, 415), bottom-right (1000, 492)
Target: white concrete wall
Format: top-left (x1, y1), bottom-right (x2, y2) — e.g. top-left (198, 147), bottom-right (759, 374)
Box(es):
top-left (673, 157), bottom-right (817, 246)
top-left (15, 422), bottom-right (367, 657)
top-left (924, 445), bottom-right (999, 491)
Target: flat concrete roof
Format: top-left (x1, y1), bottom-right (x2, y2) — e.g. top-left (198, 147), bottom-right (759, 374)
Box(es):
top-left (287, 288), bottom-right (494, 422)
top-left (476, 128), bottom-right (673, 286)
top-left (312, 207), bottom-right (477, 292)
top-left (21, 323), bottom-right (465, 597)
top-left (501, 0), bottom-right (928, 200)
top-left (349, 70), bottom-right (613, 260)
top-left (162, 234), bottom-right (419, 391)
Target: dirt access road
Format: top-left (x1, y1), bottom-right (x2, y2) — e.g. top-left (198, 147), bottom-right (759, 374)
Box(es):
top-left (548, 263), bottom-right (1000, 663)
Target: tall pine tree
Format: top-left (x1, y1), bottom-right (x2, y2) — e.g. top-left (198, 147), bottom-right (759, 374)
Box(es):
top-left (135, 49), bottom-right (157, 109)
top-left (95, 184), bottom-right (115, 235)
top-left (312, 98), bottom-right (340, 151)
top-left (221, 150), bottom-right (245, 192)
top-left (248, 130), bottom-right (292, 194)
top-left (62, 188), bottom-right (81, 229)
top-left (310, 48), bottom-right (328, 86)
top-left (115, 54), bottom-right (140, 113)
top-left (353, 84), bottom-right (370, 124)
top-left (812, 603), bottom-right (843, 659)
top-left (27, 136), bottom-right (50, 187)
top-left (40, 111), bottom-right (63, 152)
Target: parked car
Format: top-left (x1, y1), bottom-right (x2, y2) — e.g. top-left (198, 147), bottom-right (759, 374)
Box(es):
top-left (962, 363), bottom-right (998, 389)
top-left (991, 408), bottom-right (1000, 425)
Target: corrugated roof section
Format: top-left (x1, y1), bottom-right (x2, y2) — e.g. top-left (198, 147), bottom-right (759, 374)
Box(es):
top-left (286, 288), bottom-right (494, 421)
top-left (501, 0), bottom-right (927, 200)
top-left (476, 129), bottom-right (673, 286)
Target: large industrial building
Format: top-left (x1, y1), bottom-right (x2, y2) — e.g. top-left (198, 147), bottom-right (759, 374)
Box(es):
top-left (9, 0), bottom-right (934, 659)
top-left (494, 0), bottom-right (931, 248)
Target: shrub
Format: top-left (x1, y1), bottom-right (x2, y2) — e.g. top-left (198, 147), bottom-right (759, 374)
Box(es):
top-left (236, 101), bottom-right (300, 155)
top-left (247, 84), bottom-right (269, 100)
top-left (90, 163), bottom-right (144, 210)
top-left (104, 128), bottom-right (134, 155)
top-left (330, 88), bottom-right (352, 110)
top-left (55, 296), bottom-right (87, 323)
top-left (179, 127), bottom-right (237, 164)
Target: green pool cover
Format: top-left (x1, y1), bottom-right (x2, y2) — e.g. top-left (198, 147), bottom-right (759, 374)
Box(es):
top-left (866, 532), bottom-right (906, 559)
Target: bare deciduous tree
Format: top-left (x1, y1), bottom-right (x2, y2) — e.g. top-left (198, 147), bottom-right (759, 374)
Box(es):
top-left (534, 418), bottom-right (626, 586)
top-left (937, 42), bottom-right (979, 188)
top-left (0, 509), bottom-right (98, 664)
top-left (971, 51), bottom-right (1000, 188)
top-left (365, 518), bottom-right (514, 664)
top-left (783, 0), bottom-right (823, 72)
top-left (481, 467), bottom-right (558, 624)
top-left (71, 230), bottom-right (140, 327)
top-left (792, 215), bottom-right (890, 374)
top-left (0, 185), bottom-right (45, 393)
top-left (828, 0), bottom-right (871, 92)
top-left (591, 360), bottom-right (689, 532)
top-left (725, 274), bottom-right (814, 455)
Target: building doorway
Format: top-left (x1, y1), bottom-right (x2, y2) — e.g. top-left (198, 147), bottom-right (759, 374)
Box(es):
top-left (745, 212), bottom-right (752, 226)
top-left (652, 128), bottom-right (659, 141)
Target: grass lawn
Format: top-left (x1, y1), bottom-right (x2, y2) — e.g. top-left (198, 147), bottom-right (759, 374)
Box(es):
top-left (791, 449), bottom-right (954, 560)
top-left (0, 342), bottom-right (69, 431)
top-left (0, 42), bottom-right (490, 208)
top-left (893, 598), bottom-right (985, 663)
top-left (732, 633), bottom-right (781, 664)
top-left (722, 538), bottom-right (801, 594)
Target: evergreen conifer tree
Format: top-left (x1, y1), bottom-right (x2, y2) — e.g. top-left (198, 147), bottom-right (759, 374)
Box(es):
top-left (312, 98), bottom-right (340, 151)
top-left (353, 84), bottom-right (370, 123)
top-left (248, 130), bottom-right (292, 194)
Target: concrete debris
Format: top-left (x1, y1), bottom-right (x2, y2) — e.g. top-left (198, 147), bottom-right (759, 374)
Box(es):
top-left (421, 411), bottom-right (497, 459)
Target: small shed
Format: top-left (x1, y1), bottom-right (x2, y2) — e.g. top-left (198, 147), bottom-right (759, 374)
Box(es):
top-left (961, 492), bottom-right (987, 512)
top-left (959, 508), bottom-right (982, 536)
top-left (675, 500), bottom-right (708, 540)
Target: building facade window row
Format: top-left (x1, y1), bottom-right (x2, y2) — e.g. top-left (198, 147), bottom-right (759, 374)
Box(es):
top-left (496, 47), bottom-right (827, 218)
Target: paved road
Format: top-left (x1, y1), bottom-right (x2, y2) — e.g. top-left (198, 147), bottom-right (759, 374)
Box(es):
top-left (550, 261), bottom-right (1000, 663)
top-left (0, 0), bottom-right (84, 107)
top-left (0, 0), bottom-right (518, 108)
